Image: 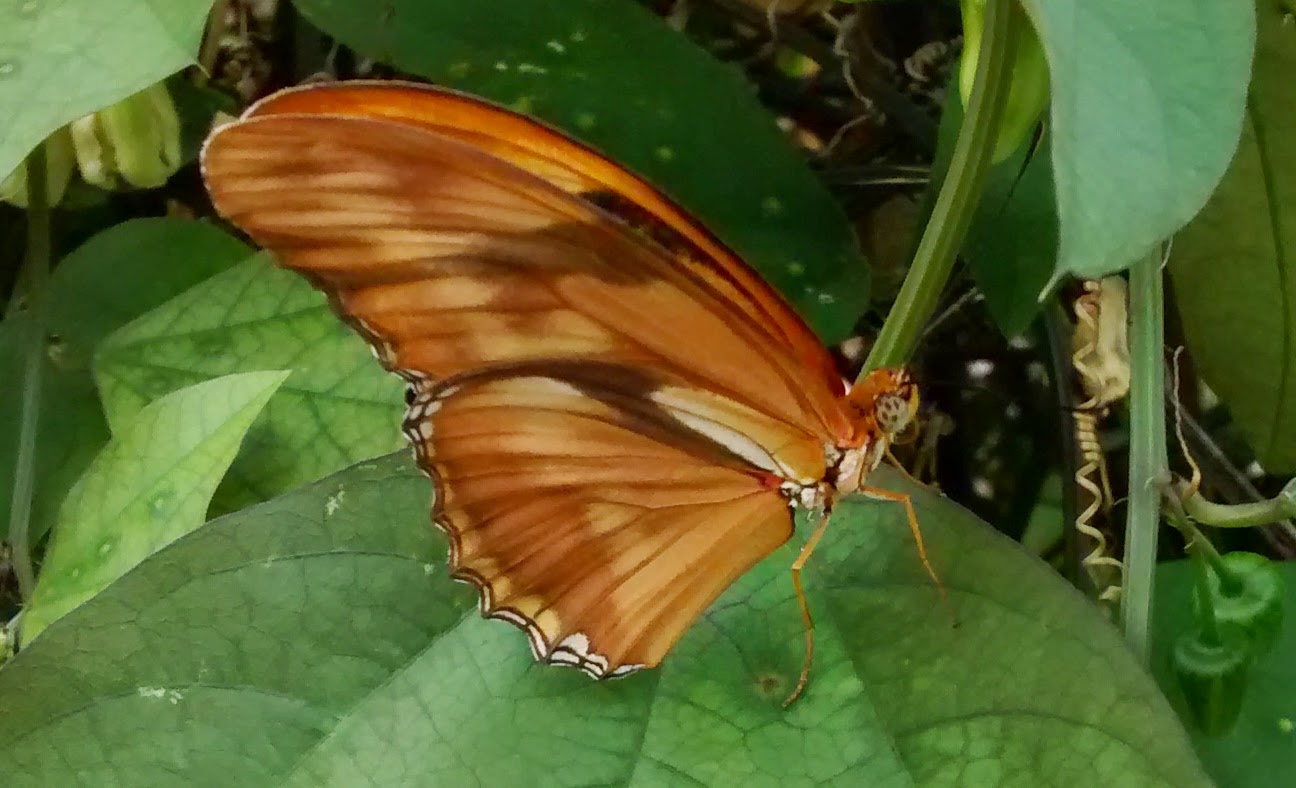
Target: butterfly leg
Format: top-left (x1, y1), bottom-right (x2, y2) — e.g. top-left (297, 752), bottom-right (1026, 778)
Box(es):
top-left (884, 446), bottom-right (926, 487)
top-left (858, 484), bottom-right (953, 614)
top-left (783, 506), bottom-right (834, 708)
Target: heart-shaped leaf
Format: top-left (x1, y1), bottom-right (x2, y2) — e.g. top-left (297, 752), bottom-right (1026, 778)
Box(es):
top-left (0, 218), bottom-right (248, 543)
top-left (94, 256), bottom-right (405, 514)
top-left (0, 455), bottom-right (1208, 784)
top-left (0, 0), bottom-right (210, 181)
top-left (21, 370), bottom-right (289, 641)
top-left (1169, 0), bottom-right (1296, 473)
top-left (1026, 0), bottom-right (1254, 280)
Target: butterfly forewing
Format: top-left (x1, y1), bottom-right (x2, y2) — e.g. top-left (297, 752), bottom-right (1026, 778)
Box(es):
top-left (242, 81), bottom-right (841, 387)
top-left (201, 81), bottom-right (853, 677)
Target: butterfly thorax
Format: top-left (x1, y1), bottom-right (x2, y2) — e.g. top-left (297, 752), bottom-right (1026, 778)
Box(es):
top-left (830, 367), bottom-right (920, 497)
top-left (829, 440), bottom-right (888, 499)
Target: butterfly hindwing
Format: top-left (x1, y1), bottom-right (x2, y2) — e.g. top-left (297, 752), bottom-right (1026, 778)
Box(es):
top-left (417, 363), bottom-right (796, 675)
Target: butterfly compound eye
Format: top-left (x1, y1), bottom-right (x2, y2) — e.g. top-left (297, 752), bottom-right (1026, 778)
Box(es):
top-left (875, 392), bottom-right (912, 435)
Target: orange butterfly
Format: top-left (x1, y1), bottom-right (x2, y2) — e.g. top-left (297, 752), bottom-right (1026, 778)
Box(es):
top-left (201, 80), bottom-right (937, 704)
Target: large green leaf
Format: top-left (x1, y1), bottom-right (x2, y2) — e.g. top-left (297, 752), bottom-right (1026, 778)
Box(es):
top-left (1170, 0), bottom-right (1296, 472)
top-left (951, 0), bottom-right (1247, 327)
top-left (94, 257), bottom-right (405, 514)
top-left (22, 371), bottom-right (289, 642)
top-left (1025, 0), bottom-right (1254, 280)
top-left (0, 218), bottom-right (248, 543)
top-left (0, 0), bottom-right (210, 181)
top-left (1154, 559), bottom-right (1296, 787)
top-left (290, 0), bottom-right (869, 342)
top-left (0, 455), bottom-right (1207, 785)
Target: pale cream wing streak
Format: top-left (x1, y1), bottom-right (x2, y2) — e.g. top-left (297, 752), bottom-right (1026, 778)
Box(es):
top-left (416, 366), bottom-right (827, 483)
top-left (646, 385), bottom-right (825, 482)
top-left (202, 113), bottom-right (849, 442)
top-left (420, 370), bottom-right (808, 676)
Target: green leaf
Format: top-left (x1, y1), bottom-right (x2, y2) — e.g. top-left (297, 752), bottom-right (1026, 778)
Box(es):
top-left (0, 218), bottom-right (248, 543)
top-left (938, 82), bottom-right (1060, 337)
top-left (94, 257), bottom-right (405, 514)
top-left (0, 455), bottom-right (1207, 784)
top-left (967, 144), bottom-right (1058, 336)
top-left (21, 370), bottom-right (289, 642)
top-left (1169, 1), bottom-right (1296, 472)
top-left (290, 0), bottom-right (869, 342)
top-left (1155, 559), bottom-right (1296, 786)
top-left (0, 0), bottom-right (210, 182)
top-left (169, 74), bottom-right (239, 167)
top-left (1025, 0), bottom-right (1254, 279)
top-left (924, 80), bottom-right (1057, 338)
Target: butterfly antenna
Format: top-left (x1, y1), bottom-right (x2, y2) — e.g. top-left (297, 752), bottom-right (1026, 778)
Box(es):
top-left (913, 286), bottom-right (983, 351)
top-left (783, 505), bottom-right (835, 708)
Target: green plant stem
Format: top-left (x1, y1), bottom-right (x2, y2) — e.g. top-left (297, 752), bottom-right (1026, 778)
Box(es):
top-left (1188, 546), bottom-right (1221, 645)
top-left (1163, 501), bottom-right (1236, 589)
top-left (8, 144), bottom-right (51, 601)
top-left (1121, 248), bottom-right (1169, 663)
top-left (862, 0), bottom-right (1018, 374)
top-left (1178, 477), bottom-right (1296, 528)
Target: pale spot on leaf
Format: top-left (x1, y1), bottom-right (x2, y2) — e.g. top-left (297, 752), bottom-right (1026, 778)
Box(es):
top-left (325, 489), bottom-right (345, 516)
top-left (137, 686), bottom-right (183, 704)
top-left (149, 490), bottom-right (175, 520)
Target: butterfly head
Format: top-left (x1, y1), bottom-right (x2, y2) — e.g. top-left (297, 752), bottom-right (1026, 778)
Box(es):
top-left (874, 379), bottom-right (919, 438)
top-left (829, 368), bottom-right (918, 497)
top-left (845, 367), bottom-right (919, 443)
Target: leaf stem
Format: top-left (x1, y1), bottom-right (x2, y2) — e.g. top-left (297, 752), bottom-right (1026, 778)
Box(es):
top-left (862, 0), bottom-right (1018, 374)
top-left (1178, 477), bottom-right (1296, 528)
top-left (1121, 248), bottom-right (1168, 663)
top-left (8, 144), bottom-right (51, 601)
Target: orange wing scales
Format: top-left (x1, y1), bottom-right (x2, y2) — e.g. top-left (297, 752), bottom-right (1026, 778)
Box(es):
top-left (417, 370), bottom-right (795, 676)
top-left (243, 81), bottom-right (841, 388)
top-left (200, 81), bottom-right (923, 688)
